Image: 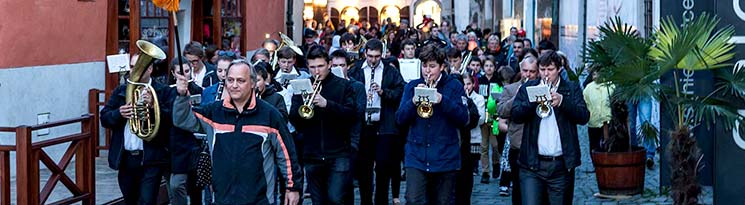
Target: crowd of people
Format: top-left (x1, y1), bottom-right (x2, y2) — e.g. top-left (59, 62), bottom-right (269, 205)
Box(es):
top-left (101, 16), bottom-right (656, 205)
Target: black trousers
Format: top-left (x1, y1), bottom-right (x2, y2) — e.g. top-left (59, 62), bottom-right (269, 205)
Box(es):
top-left (454, 152), bottom-right (476, 205)
top-left (356, 124), bottom-right (378, 205)
top-left (117, 150), bottom-right (165, 205)
top-left (305, 157), bottom-right (353, 205)
top-left (374, 134), bottom-right (404, 205)
top-left (405, 168), bottom-right (457, 205)
top-left (519, 158), bottom-right (575, 205)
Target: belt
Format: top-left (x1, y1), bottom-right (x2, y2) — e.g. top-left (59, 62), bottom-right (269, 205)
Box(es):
top-left (124, 150), bottom-right (143, 156)
top-left (538, 155), bottom-right (563, 161)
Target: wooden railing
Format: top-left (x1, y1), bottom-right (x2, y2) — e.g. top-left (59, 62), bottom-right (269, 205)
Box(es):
top-left (0, 114), bottom-right (96, 205)
top-left (89, 89), bottom-right (111, 157)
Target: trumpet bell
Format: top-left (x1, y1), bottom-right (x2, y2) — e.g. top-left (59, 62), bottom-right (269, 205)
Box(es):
top-left (536, 103), bottom-right (552, 118)
top-left (299, 105), bottom-right (314, 119)
top-left (417, 101), bottom-right (433, 119)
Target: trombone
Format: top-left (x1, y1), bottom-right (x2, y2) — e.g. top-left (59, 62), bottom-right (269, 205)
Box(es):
top-left (299, 76), bottom-right (323, 119)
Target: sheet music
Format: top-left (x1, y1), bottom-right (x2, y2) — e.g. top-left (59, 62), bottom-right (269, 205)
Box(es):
top-left (399, 59), bottom-right (421, 83)
top-left (414, 87), bottom-right (438, 103)
top-left (276, 72), bottom-right (299, 85)
top-left (106, 54), bottom-right (130, 73)
top-left (290, 79), bottom-right (313, 95)
top-left (526, 84), bottom-right (552, 102)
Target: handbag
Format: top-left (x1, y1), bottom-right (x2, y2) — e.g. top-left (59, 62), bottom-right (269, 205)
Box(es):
top-left (194, 144), bottom-right (212, 187)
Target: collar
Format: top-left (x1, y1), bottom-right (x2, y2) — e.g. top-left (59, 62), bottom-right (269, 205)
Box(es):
top-left (222, 93), bottom-right (257, 113)
top-left (362, 61), bottom-right (383, 71)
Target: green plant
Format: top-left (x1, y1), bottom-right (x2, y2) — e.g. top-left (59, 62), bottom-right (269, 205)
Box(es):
top-left (590, 13), bottom-right (742, 205)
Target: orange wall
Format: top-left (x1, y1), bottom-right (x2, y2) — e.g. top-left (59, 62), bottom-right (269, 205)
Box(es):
top-left (244, 0), bottom-right (286, 50)
top-left (0, 0), bottom-right (107, 68)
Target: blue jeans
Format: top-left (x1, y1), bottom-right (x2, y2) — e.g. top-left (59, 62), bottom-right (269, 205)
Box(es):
top-left (628, 98), bottom-right (655, 159)
top-left (305, 157), bottom-right (353, 205)
top-left (404, 168), bottom-right (457, 205)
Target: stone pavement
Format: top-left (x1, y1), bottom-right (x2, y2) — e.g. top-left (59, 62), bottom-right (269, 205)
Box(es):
top-left (5, 125), bottom-right (714, 204)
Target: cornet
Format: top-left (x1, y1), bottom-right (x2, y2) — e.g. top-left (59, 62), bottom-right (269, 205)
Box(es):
top-left (299, 75), bottom-right (323, 119)
top-left (416, 74), bottom-right (435, 118)
top-left (536, 77), bottom-right (558, 118)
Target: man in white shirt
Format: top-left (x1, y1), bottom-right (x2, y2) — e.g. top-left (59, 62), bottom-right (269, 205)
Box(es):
top-left (100, 53), bottom-right (174, 205)
top-left (510, 51), bottom-right (589, 205)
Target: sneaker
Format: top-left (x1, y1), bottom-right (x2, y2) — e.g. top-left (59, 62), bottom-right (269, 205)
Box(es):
top-left (481, 173), bottom-right (490, 184)
top-left (499, 186), bottom-right (510, 196)
top-left (646, 158), bottom-right (655, 169)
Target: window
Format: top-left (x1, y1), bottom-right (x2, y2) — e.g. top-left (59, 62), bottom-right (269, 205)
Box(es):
top-left (192, 0), bottom-right (246, 53)
top-left (359, 7), bottom-right (379, 25)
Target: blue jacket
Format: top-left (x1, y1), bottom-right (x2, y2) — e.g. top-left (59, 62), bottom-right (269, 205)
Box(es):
top-left (396, 74), bottom-right (469, 172)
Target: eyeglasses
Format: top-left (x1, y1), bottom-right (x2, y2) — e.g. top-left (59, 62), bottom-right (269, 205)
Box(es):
top-left (218, 50), bottom-right (237, 57)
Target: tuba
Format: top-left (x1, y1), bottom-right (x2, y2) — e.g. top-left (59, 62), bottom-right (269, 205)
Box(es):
top-left (416, 74), bottom-right (435, 118)
top-left (126, 40), bottom-right (166, 141)
top-left (299, 75), bottom-right (323, 119)
top-left (536, 77), bottom-right (557, 118)
top-left (270, 32), bottom-right (303, 71)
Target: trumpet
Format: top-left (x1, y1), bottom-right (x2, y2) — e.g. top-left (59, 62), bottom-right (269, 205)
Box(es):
top-left (299, 76), bottom-right (323, 119)
top-left (416, 74), bottom-right (435, 118)
top-left (536, 77), bottom-right (557, 118)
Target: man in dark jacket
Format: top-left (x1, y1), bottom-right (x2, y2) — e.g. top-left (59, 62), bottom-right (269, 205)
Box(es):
top-left (290, 47), bottom-right (357, 205)
top-left (172, 60), bottom-right (302, 205)
top-left (396, 44), bottom-right (469, 205)
top-left (100, 53), bottom-right (173, 205)
top-left (511, 51), bottom-right (589, 205)
top-left (348, 39), bottom-right (405, 205)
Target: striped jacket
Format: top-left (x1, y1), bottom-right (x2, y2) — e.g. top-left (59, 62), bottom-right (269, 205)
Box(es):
top-left (173, 95), bottom-right (302, 205)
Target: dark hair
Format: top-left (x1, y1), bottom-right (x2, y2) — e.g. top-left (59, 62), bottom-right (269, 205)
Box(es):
top-left (401, 39), bottom-right (417, 49)
top-left (469, 56), bottom-right (482, 65)
top-left (445, 47), bottom-right (461, 59)
top-left (484, 55), bottom-right (498, 67)
top-left (330, 50), bottom-right (349, 64)
top-left (513, 38), bottom-right (524, 45)
top-left (538, 40), bottom-right (556, 52)
top-left (521, 48), bottom-right (539, 60)
top-left (253, 61), bottom-right (272, 80)
top-left (205, 44), bottom-right (218, 60)
top-left (217, 55), bottom-right (236, 64)
top-left (340, 33), bottom-right (356, 45)
top-left (419, 44), bottom-right (445, 65)
top-left (277, 46), bottom-right (297, 59)
top-left (364, 39), bottom-right (384, 52)
top-left (183, 41), bottom-right (205, 58)
top-left (306, 46), bottom-right (330, 62)
top-left (171, 56), bottom-right (191, 71)
top-left (251, 48), bottom-right (270, 62)
top-left (523, 38), bottom-right (533, 47)
top-left (537, 50), bottom-right (562, 68)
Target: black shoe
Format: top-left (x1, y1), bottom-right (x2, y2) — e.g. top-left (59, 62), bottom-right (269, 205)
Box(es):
top-left (481, 173), bottom-right (490, 184)
top-left (646, 158), bottom-right (654, 169)
top-left (499, 186), bottom-right (510, 196)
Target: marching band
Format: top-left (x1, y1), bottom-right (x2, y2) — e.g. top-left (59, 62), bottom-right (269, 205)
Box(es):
top-left (102, 17), bottom-right (590, 205)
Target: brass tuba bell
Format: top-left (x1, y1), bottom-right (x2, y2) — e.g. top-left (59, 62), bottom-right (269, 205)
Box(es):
top-left (126, 40), bottom-right (166, 141)
top-left (270, 32), bottom-right (304, 71)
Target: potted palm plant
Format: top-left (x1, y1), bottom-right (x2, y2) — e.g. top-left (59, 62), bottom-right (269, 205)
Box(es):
top-left (590, 13), bottom-right (742, 204)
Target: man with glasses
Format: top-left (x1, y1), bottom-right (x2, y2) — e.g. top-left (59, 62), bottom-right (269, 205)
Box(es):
top-left (183, 41), bottom-right (218, 88)
top-left (173, 59), bottom-right (303, 205)
top-left (349, 39), bottom-right (406, 205)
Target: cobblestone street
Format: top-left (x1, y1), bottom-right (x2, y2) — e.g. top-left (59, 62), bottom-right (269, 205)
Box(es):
top-left (7, 126), bottom-right (713, 205)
